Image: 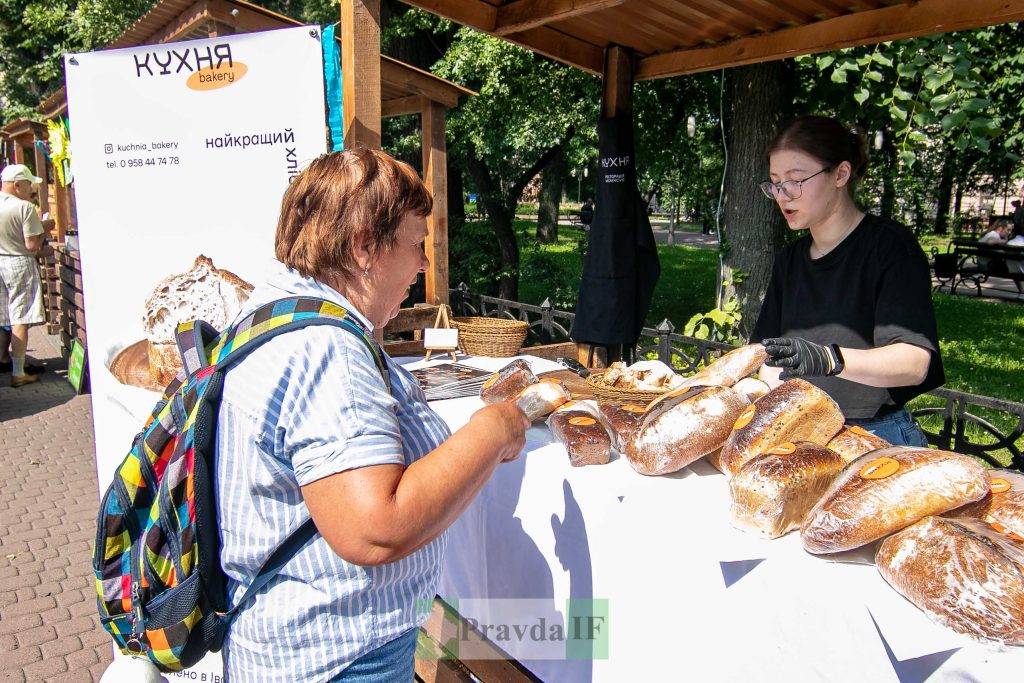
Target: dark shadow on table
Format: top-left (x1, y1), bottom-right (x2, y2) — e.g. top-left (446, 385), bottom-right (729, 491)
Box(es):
top-left (551, 478), bottom-right (595, 683)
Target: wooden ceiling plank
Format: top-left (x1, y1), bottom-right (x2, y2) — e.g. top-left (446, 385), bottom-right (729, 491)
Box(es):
top-left (636, 0), bottom-right (749, 46)
top-left (381, 58), bottom-right (461, 108)
top-left (495, 0), bottom-right (625, 36)
top-left (605, 3), bottom-right (705, 49)
top-left (650, 0), bottom-right (761, 37)
top-left (382, 95), bottom-right (424, 118)
top-left (400, 0), bottom-right (497, 31)
top-left (635, 0), bottom-right (1024, 80)
top-left (502, 25), bottom-right (606, 73)
top-left (744, 0), bottom-right (815, 24)
top-left (688, 0), bottom-right (779, 32)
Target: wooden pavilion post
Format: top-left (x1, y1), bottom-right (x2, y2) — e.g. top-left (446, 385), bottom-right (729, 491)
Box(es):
top-left (578, 45), bottom-right (634, 369)
top-left (341, 0), bottom-right (382, 149)
top-left (420, 97), bottom-right (449, 306)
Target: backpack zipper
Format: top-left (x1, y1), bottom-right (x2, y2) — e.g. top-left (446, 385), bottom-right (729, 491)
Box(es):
top-left (112, 475), bottom-right (146, 645)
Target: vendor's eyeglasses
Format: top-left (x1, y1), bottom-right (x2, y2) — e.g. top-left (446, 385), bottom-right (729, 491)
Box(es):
top-left (759, 167), bottom-right (832, 201)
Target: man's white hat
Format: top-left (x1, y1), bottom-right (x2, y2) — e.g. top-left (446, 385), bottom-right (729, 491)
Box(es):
top-left (0, 164), bottom-right (43, 184)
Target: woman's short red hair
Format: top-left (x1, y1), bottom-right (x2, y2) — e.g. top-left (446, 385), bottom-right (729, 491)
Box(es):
top-left (275, 147), bottom-right (432, 282)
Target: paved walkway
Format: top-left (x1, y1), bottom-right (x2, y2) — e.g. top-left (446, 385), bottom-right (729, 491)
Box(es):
top-left (0, 327), bottom-right (112, 682)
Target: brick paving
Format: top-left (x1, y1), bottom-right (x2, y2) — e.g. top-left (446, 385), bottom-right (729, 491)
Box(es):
top-left (0, 327), bottom-right (112, 682)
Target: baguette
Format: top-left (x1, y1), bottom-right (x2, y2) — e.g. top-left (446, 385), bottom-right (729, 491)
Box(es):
top-left (719, 379), bottom-right (844, 478)
top-left (876, 516), bottom-right (1024, 646)
top-left (481, 359), bottom-right (538, 404)
top-left (801, 446), bottom-right (989, 554)
top-left (678, 344), bottom-right (768, 389)
top-left (729, 442), bottom-right (846, 539)
top-left (946, 469), bottom-right (1024, 538)
top-left (826, 425), bottom-right (891, 463)
top-left (625, 385), bottom-right (749, 476)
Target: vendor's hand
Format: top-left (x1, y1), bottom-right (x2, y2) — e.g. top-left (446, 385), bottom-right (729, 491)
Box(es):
top-left (762, 337), bottom-right (838, 379)
top-left (473, 402), bottom-right (529, 463)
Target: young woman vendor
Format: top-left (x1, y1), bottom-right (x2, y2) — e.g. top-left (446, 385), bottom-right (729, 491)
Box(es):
top-left (751, 115), bottom-right (944, 446)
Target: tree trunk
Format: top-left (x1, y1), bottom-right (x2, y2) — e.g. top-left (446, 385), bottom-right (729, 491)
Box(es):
top-left (880, 129), bottom-right (897, 219)
top-left (933, 152), bottom-right (956, 235)
top-left (721, 61), bottom-right (795, 340)
top-left (466, 151), bottom-right (520, 300)
top-left (447, 156), bottom-right (465, 241)
top-left (536, 146), bottom-right (567, 243)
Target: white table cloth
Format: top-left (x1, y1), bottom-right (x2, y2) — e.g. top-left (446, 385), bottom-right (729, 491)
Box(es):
top-left (398, 354), bottom-right (1024, 682)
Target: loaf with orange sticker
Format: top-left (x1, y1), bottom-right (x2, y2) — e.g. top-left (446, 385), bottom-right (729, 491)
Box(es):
top-left (729, 442), bottom-right (846, 539)
top-left (825, 425), bottom-right (891, 463)
top-left (946, 469), bottom-right (1024, 538)
top-left (876, 516), bottom-right (1024, 646)
top-left (480, 359), bottom-right (538, 404)
top-left (596, 402), bottom-right (648, 451)
top-left (801, 447), bottom-right (989, 554)
top-left (625, 385), bottom-right (749, 476)
top-left (719, 379), bottom-right (844, 478)
top-left (547, 402), bottom-right (613, 467)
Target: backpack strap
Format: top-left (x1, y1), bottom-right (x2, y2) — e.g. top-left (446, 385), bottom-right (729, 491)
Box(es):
top-left (175, 319), bottom-right (221, 376)
top-left (207, 296), bottom-right (390, 393)
top-left (225, 518), bottom-right (318, 618)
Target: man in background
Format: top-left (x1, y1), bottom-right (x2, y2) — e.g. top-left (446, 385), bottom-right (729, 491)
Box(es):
top-left (0, 164), bottom-right (52, 387)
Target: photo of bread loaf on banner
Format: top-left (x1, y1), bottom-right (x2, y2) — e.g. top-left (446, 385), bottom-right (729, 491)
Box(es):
top-left (108, 255), bottom-right (253, 392)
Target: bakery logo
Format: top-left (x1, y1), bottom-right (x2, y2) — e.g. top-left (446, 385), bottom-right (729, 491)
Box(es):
top-left (768, 442), bottom-right (796, 455)
top-left (859, 456), bottom-right (900, 480)
top-left (990, 477), bottom-right (1011, 494)
top-left (600, 155), bottom-right (630, 169)
top-left (569, 416), bottom-right (597, 426)
top-left (733, 404), bottom-right (756, 430)
top-left (132, 43), bottom-right (248, 90)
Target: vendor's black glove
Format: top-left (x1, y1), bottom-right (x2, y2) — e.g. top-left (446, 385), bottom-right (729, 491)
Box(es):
top-left (762, 337), bottom-right (840, 379)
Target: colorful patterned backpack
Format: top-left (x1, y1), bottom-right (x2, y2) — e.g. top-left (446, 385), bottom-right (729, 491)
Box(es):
top-left (93, 296), bottom-right (390, 671)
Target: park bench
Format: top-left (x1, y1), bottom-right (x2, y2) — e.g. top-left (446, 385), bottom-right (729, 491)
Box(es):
top-left (932, 237), bottom-right (1024, 295)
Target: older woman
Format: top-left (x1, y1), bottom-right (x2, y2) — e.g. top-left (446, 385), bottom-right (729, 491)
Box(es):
top-left (216, 148), bottom-right (529, 681)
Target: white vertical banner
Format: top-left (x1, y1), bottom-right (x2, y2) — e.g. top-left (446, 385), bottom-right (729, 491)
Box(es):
top-left (65, 26), bottom-right (327, 681)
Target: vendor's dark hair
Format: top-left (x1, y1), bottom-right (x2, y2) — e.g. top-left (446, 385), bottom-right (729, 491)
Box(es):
top-left (767, 116), bottom-right (869, 193)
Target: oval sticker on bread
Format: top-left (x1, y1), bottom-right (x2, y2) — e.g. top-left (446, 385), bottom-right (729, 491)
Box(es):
top-left (849, 425), bottom-right (873, 437)
top-left (569, 416), bottom-right (597, 426)
top-left (733, 405), bottom-right (756, 431)
top-left (987, 519), bottom-right (1024, 543)
top-left (482, 374), bottom-right (499, 389)
top-left (768, 442), bottom-right (796, 455)
top-left (622, 404), bottom-right (646, 414)
top-left (559, 400), bottom-right (577, 411)
top-left (990, 477), bottom-right (1012, 494)
top-left (540, 377), bottom-right (561, 384)
top-left (859, 456), bottom-right (900, 480)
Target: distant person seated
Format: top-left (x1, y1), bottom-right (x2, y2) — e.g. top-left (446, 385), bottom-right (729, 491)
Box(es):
top-left (978, 217), bottom-right (1014, 276)
top-left (1007, 226), bottom-right (1024, 296)
top-left (579, 200), bottom-right (594, 227)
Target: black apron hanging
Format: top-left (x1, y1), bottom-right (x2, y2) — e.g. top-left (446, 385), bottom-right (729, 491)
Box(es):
top-left (570, 115), bottom-right (660, 347)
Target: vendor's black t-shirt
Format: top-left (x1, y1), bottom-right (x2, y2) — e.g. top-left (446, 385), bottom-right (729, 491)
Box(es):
top-left (750, 214), bottom-right (945, 419)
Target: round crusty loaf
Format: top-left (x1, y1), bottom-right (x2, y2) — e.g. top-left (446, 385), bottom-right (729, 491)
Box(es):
top-left (678, 344), bottom-right (768, 390)
top-left (729, 442), bottom-right (846, 539)
top-left (945, 468), bottom-right (1024, 537)
top-left (826, 425), bottom-right (891, 463)
top-left (876, 516), bottom-right (1024, 646)
top-left (801, 446), bottom-right (989, 554)
top-left (142, 255), bottom-right (253, 386)
top-left (625, 385), bottom-right (749, 476)
top-left (719, 379), bottom-right (844, 478)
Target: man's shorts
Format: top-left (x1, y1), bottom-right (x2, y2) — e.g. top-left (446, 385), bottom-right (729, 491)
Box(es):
top-left (0, 255), bottom-right (45, 326)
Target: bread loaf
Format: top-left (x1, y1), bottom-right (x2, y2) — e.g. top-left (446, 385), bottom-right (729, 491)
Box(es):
top-left (801, 447), bottom-right (989, 554)
top-left (547, 402), bottom-right (612, 467)
top-left (719, 379), bottom-right (844, 478)
top-left (946, 469), bottom-right (1024, 538)
top-left (729, 442), bottom-right (847, 539)
top-left (826, 425), bottom-right (891, 463)
top-left (516, 379), bottom-right (570, 421)
top-left (678, 344), bottom-right (768, 389)
top-left (876, 516), bottom-right (1024, 646)
top-left (625, 385), bottom-right (749, 476)
top-left (596, 402), bottom-right (648, 451)
top-left (481, 359), bottom-right (538, 404)
top-left (142, 256), bottom-right (252, 386)
top-left (733, 377), bottom-right (770, 403)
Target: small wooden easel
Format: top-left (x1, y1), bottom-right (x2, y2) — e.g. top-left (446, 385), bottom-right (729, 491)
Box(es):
top-left (423, 304), bottom-right (459, 363)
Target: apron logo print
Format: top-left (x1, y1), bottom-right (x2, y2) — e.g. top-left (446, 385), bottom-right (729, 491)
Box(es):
top-left (601, 155), bottom-right (631, 168)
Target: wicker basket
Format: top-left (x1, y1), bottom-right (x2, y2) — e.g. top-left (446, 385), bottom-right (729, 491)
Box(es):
top-left (585, 372), bottom-right (668, 403)
top-left (451, 317), bottom-right (529, 357)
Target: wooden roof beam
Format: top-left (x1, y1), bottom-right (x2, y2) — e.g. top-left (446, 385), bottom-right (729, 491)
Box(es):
top-left (494, 0), bottom-right (625, 36)
top-left (636, 0), bottom-right (1024, 80)
top-left (402, 0), bottom-right (604, 74)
